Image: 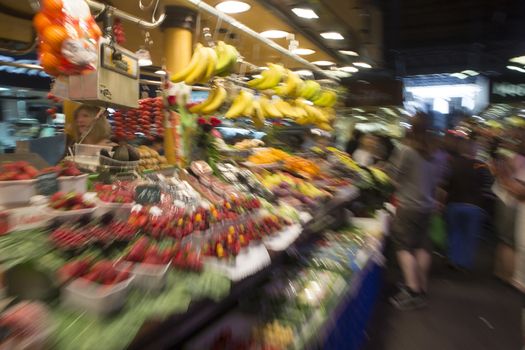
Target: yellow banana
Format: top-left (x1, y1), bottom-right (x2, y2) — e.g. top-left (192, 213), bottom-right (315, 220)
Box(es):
top-left (260, 96), bottom-right (283, 118)
top-left (251, 100), bottom-right (265, 129)
top-left (313, 90), bottom-right (337, 107)
top-left (215, 41), bottom-right (239, 76)
top-left (200, 47), bottom-right (218, 83)
top-left (189, 87), bottom-right (217, 114)
top-left (274, 70), bottom-right (303, 97)
top-left (184, 46), bottom-right (210, 85)
top-left (201, 86), bottom-right (227, 114)
top-left (299, 80), bottom-right (321, 100)
top-left (225, 90), bottom-right (254, 118)
top-left (273, 99), bottom-right (298, 118)
top-left (248, 64), bottom-right (284, 90)
top-left (171, 43), bottom-right (204, 83)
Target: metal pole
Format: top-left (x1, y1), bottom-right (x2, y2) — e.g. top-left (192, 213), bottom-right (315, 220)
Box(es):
top-left (85, 0), bottom-right (166, 29)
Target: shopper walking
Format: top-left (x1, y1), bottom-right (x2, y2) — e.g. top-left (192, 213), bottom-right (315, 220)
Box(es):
top-left (443, 135), bottom-right (493, 270)
top-left (388, 113), bottom-right (443, 310)
top-left (494, 127), bottom-right (525, 292)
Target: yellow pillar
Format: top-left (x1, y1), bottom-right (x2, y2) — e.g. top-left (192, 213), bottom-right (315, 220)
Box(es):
top-left (161, 6), bottom-right (197, 166)
top-left (63, 100), bottom-right (80, 137)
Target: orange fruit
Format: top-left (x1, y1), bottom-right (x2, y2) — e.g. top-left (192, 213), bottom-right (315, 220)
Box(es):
top-left (89, 23), bottom-right (102, 40)
top-left (42, 25), bottom-right (68, 51)
top-left (38, 41), bottom-right (54, 54)
top-left (42, 0), bottom-right (63, 16)
top-left (40, 51), bottom-right (61, 76)
top-left (33, 13), bottom-right (52, 33)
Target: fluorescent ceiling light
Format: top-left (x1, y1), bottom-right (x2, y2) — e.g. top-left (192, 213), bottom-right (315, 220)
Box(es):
top-left (0, 87), bottom-right (8, 91)
top-left (292, 48), bottom-right (315, 55)
top-left (291, 8), bottom-right (319, 19)
top-left (507, 65), bottom-right (525, 73)
top-left (215, 1), bottom-right (251, 14)
top-left (353, 62), bottom-right (372, 69)
top-left (260, 30), bottom-right (288, 38)
top-left (252, 74), bottom-right (262, 79)
top-left (339, 66), bottom-right (358, 73)
top-left (461, 70), bottom-right (479, 76)
top-left (339, 50), bottom-right (358, 56)
top-left (136, 48), bottom-right (152, 67)
top-left (295, 69), bottom-right (313, 77)
top-left (320, 32), bottom-right (344, 40)
top-left (155, 70), bottom-right (166, 75)
top-left (312, 60), bottom-right (335, 66)
top-left (450, 72), bottom-right (468, 79)
top-left (510, 56), bottom-right (525, 65)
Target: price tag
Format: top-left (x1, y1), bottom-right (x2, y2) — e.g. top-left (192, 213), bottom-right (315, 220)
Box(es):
top-left (36, 172), bottom-right (59, 196)
top-left (135, 184), bottom-right (161, 204)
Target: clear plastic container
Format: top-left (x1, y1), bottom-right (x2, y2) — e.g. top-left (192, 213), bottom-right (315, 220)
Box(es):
top-left (61, 275), bottom-right (134, 316)
top-left (74, 144), bottom-right (113, 157)
top-left (115, 260), bottom-right (170, 292)
top-left (0, 179), bottom-right (37, 206)
top-left (58, 174), bottom-right (89, 193)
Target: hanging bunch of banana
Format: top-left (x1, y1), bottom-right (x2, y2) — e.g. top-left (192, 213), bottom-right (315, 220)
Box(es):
top-left (247, 64), bottom-right (286, 90)
top-left (171, 42), bottom-right (239, 85)
top-left (298, 80), bottom-right (321, 100)
top-left (273, 70), bottom-right (304, 98)
top-left (224, 90), bottom-right (254, 119)
top-left (189, 84), bottom-right (227, 115)
top-left (312, 90), bottom-right (337, 107)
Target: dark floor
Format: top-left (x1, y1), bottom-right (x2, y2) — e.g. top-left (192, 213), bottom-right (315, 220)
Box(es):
top-left (363, 240), bottom-right (523, 350)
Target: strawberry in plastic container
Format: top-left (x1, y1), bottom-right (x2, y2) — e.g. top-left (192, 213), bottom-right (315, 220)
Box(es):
top-left (33, 0), bottom-right (101, 76)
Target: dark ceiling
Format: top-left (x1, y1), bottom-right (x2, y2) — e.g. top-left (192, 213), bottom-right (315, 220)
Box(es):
top-left (383, 0), bottom-right (525, 75)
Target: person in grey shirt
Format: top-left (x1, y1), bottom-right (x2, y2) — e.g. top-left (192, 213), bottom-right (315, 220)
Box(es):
top-left (388, 113), bottom-right (445, 310)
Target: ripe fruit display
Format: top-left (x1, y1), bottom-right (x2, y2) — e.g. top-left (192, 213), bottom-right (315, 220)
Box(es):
top-left (40, 161), bottom-right (82, 177)
top-left (189, 84), bottom-right (227, 115)
top-left (112, 97), bottom-right (164, 141)
top-left (170, 42), bottom-right (239, 84)
top-left (95, 183), bottom-right (134, 204)
top-left (60, 259), bottom-right (131, 285)
top-left (123, 237), bottom-right (172, 265)
top-left (0, 161), bottom-right (39, 181)
top-left (34, 0), bottom-right (101, 76)
top-left (49, 192), bottom-right (95, 211)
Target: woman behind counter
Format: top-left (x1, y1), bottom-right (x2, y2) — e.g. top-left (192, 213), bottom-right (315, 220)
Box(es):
top-left (67, 104), bottom-right (113, 147)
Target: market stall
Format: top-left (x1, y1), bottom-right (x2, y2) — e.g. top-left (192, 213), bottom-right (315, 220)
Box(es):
top-left (0, 1), bottom-right (394, 349)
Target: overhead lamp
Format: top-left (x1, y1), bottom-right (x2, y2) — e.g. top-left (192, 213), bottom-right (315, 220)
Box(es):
top-left (260, 30), bottom-right (289, 39)
top-left (339, 50), bottom-right (359, 56)
top-left (312, 60), bottom-right (335, 66)
top-left (462, 70), bottom-right (479, 76)
top-left (339, 66), bottom-right (358, 73)
top-left (215, 1), bottom-right (251, 14)
top-left (136, 48), bottom-right (152, 67)
top-left (292, 48), bottom-right (315, 55)
top-left (507, 65), bottom-right (525, 73)
top-left (353, 61), bottom-right (372, 69)
top-left (295, 69), bottom-right (313, 77)
top-left (291, 8), bottom-right (319, 19)
top-left (450, 72), bottom-right (468, 79)
top-left (510, 56), bottom-right (525, 65)
top-left (154, 70), bottom-right (167, 75)
top-left (0, 87), bottom-right (8, 91)
top-left (320, 32), bottom-right (344, 40)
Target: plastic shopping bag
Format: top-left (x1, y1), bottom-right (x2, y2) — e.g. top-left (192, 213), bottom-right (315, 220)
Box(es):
top-left (430, 214), bottom-right (446, 251)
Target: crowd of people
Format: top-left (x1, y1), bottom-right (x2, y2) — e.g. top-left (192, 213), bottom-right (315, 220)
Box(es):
top-left (346, 113), bottom-right (525, 310)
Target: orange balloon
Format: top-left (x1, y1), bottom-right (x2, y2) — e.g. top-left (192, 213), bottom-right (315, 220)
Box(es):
top-left (40, 51), bottom-right (61, 76)
top-left (42, 25), bottom-right (68, 51)
top-left (33, 13), bottom-right (52, 33)
top-left (42, 0), bottom-right (63, 16)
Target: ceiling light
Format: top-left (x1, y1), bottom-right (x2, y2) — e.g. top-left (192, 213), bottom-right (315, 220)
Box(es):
top-left (339, 50), bottom-right (359, 56)
top-left (215, 1), bottom-right (251, 14)
top-left (292, 48), bottom-right (315, 56)
top-left (462, 70), bottom-right (479, 76)
top-left (260, 30), bottom-right (289, 39)
top-left (353, 61), bottom-right (372, 69)
top-left (0, 87), bottom-right (8, 91)
top-left (510, 56), bottom-right (525, 65)
top-left (450, 72), bottom-right (468, 79)
top-left (320, 32), bottom-right (344, 40)
top-left (295, 69), bottom-right (313, 77)
top-left (136, 48), bottom-right (152, 67)
top-left (291, 8), bottom-right (319, 19)
top-left (507, 65), bottom-right (525, 73)
top-left (154, 70), bottom-right (166, 75)
top-left (312, 60), bottom-right (335, 66)
top-left (339, 66), bottom-right (358, 73)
